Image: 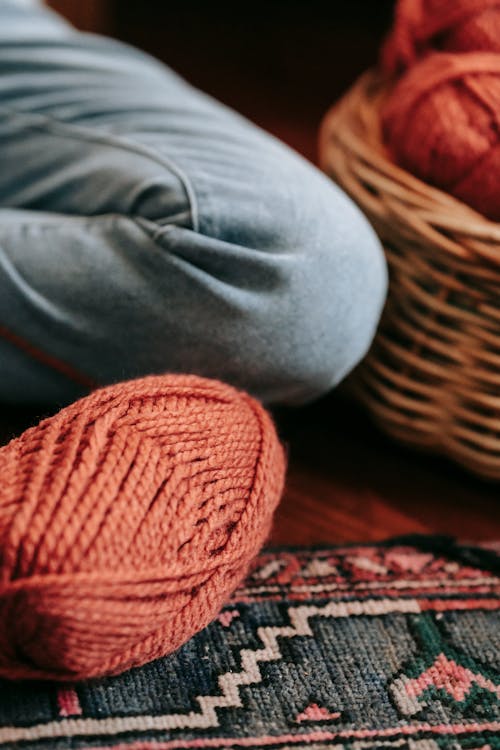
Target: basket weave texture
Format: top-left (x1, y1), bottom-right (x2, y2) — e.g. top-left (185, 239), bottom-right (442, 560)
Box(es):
top-left (319, 71), bottom-right (500, 480)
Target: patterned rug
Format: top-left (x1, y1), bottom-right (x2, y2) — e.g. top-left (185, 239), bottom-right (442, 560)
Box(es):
top-left (0, 537), bottom-right (499, 750)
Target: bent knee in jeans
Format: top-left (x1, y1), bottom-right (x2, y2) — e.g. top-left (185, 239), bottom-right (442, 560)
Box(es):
top-left (0, 0), bottom-right (387, 405)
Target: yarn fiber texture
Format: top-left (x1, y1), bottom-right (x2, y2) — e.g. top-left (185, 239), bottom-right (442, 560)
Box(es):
top-left (381, 52), bottom-right (500, 220)
top-left (0, 374), bottom-right (286, 681)
top-left (382, 0), bottom-right (500, 75)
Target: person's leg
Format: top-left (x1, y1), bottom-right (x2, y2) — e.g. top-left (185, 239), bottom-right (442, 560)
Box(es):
top-left (0, 0), bottom-right (387, 405)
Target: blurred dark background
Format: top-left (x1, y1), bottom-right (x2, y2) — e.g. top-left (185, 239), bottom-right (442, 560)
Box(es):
top-left (48, 0), bottom-right (394, 161)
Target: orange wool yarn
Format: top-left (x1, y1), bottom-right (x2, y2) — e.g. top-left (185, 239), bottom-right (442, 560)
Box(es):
top-left (382, 0), bottom-right (500, 75)
top-left (0, 374), bottom-right (285, 681)
top-left (382, 52), bottom-right (500, 220)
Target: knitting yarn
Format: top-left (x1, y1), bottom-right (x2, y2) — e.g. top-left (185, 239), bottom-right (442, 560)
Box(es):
top-left (382, 0), bottom-right (500, 75)
top-left (0, 374), bottom-right (285, 681)
top-left (382, 52), bottom-right (500, 220)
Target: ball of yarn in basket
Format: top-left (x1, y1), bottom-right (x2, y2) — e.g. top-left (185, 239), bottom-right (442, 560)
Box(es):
top-left (0, 374), bottom-right (285, 681)
top-left (382, 51), bottom-right (500, 220)
top-left (382, 0), bottom-right (500, 75)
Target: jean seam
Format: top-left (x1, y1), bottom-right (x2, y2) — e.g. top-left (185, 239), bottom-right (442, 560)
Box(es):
top-left (0, 106), bottom-right (200, 233)
top-left (0, 210), bottom-right (183, 251)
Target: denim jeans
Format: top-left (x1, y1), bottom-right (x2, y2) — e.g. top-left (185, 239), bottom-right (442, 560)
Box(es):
top-left (0, 0), bottom-right (387, 406)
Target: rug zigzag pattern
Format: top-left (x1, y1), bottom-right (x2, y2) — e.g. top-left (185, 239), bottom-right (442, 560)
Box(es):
top-left (0, 539), bottom-right (498, 750)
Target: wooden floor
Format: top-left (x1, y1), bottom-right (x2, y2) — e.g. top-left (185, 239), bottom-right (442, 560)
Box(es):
top-left (1, 393), bottom-right (499, 545)
top-left (272, 394), bottom-right (500, 544)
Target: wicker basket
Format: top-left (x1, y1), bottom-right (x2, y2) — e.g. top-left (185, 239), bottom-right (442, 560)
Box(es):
top-left (319, 71), bottom-right (500, 480)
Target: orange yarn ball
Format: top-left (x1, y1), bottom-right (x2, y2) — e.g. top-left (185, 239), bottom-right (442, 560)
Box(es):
top-left (382, 52), bottom-right (500, 220)
top-left (382, 0), bottom-right (500, 75)
top-left (0, 374), bottom-right (285, 681)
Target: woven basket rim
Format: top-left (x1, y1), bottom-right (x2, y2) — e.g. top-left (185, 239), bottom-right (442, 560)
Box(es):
top-left (319, 70), bottom-right (500, 267)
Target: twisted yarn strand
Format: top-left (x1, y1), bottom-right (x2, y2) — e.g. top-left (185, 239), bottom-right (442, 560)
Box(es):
top-left (382, 0), bottom-right (500, 74)
top-left (381, 0), bottom-right (500, 219)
